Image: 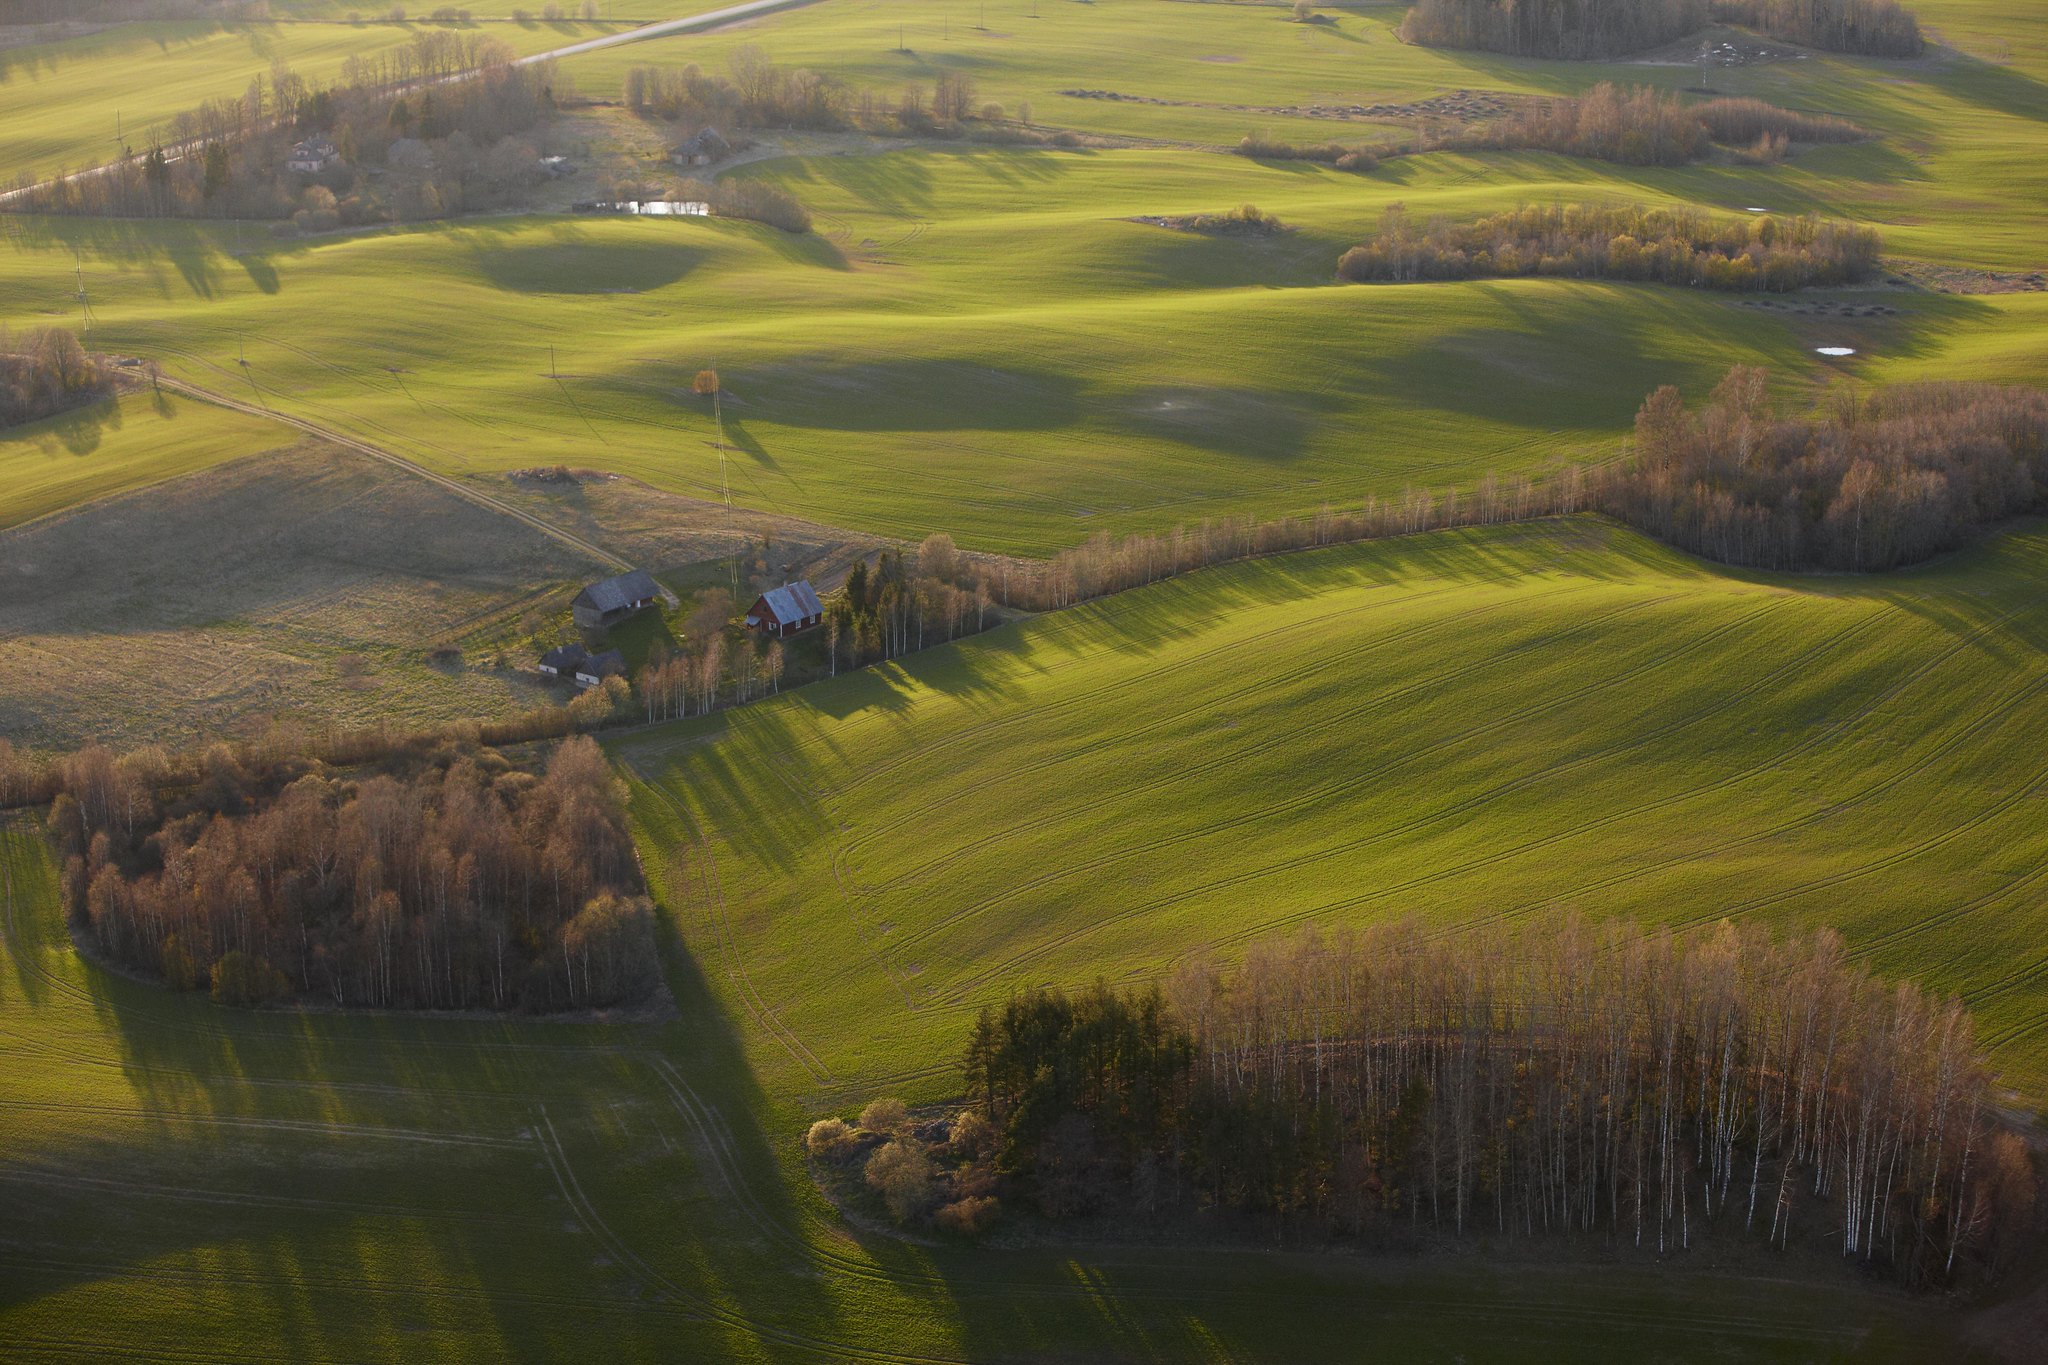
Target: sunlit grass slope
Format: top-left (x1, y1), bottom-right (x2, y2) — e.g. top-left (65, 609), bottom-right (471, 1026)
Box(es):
top-left (621, 517), bottom-right (2048, 1106)
top-left (0, 18), bottom-right (632, 185)
top-left (0, 388), bottom-right (302, 530)
top-left (0, 779), bottom-right (1973, 1362)
top-left (8, 144), bottom-right (2036, 551)
top-left (563, 0), bottom-right (2048, 268)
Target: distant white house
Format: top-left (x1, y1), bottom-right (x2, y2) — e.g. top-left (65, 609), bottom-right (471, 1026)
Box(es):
top-left (537, 643), bottom-right (589, 678)
top-left (287, 138), bottom-right (339, 174)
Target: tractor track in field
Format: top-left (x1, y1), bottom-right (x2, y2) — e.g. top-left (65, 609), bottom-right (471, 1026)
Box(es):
top-left (627, 774), bottom-right (833, 1082)
top-left (952, 592), bottom-right (2017, 995)
top-left (1196, 602), bottom-right (2046, 958)
top-left (844, 583), bottom-right (1684, 905)
top-left (928, 591), bottom-right (1868, 1000)
top-left (150, 374), bottom-right (633, 574)
top-left (882, 586), bottom-right (1710, 969)
top-left (894, 586), bottom-right (1788, 964)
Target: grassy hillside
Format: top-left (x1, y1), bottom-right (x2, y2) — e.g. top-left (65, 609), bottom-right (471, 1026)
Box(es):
top-left (619, 517), bottom-right (2048, 1106)
top-left (3, 149), bottom-right (2035, 551)
top-left (0, 387), bottom-right (301, 529)
top-left (560, 0), bottom-right (2048, 269)
top-left (0, 18), bottom-right (635, 186)
top-left (0, 775), bottom-right (1977, 1362)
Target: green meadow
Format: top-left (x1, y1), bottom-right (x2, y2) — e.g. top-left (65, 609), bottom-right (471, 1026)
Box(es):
top-left (1, 147), bottom-right (2038, 550)
top-left (0, 17), bottom-right (637, 187)
top-left (619, 518), bottom-right (2048, 1105)
top-left (7, 521), bottom-right (2033, 1361)
top-left (562, 0), bottom-right (2048, 268)
top-left (0, 387), bottom-right (303, 530)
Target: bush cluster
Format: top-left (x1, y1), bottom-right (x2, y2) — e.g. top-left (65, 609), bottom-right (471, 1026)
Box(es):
top-left (1609, 367), bottom-right (2048, 570)
top-left (0, 328), bottom-right (110, 430)
top-left (1337, 201), bottom-right (1882, 292)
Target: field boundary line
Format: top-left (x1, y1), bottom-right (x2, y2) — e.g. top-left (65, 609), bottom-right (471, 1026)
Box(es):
top-left (152, 374), bottom-right (635, 575)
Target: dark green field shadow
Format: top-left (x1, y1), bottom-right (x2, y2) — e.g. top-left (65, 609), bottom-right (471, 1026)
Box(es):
top-left (1921, 45), bottom-right (2048, 125)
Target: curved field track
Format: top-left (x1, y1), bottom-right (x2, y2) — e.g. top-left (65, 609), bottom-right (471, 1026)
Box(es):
top-left (620, 518), bottom-right (2048, 1113)
top-left (0, 520), bottom-right (1994, 1361)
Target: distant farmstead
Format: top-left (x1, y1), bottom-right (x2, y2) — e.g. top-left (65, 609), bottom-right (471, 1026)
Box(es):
top-left (572, 570), bottom-right (661, 629)
top-left (669, 127), bottom-right (731, 167)
top-left (288, 138), bottom-right (338, 173)
top-left (745, 580), bottom-right (824, 638)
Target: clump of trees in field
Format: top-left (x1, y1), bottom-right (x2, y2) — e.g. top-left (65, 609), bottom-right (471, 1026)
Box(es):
top-left (0, 328), bottom-right (111, 429)
top-left (1242, 87), bottom-right (1863, 172)
top-left (10, 49), bottom-right (558, 226)
top-left (1401, 0), bottom-right (1710, 58)
top-left (1234, 134), bottom-right (1382, 172)
top-left (1608, 367), bottom-right (2048, 570)
top-left (40, 734), bottom-right (656, 1011)
top-left (826, 535), bottom-right (998, 673)
top-left (837, 919), bottom-right (2036, 1284)
top-left (624, 47), bottom-right (1057, 147)
top-left (1337, 202), bottom-right (1882, 291)
top-left (1470, 85), bottom-right (1865, 166)
top-left (1401, 0), bottom-right (1921, 58)
top-left (1714, 0), bottom-right (1923, 56)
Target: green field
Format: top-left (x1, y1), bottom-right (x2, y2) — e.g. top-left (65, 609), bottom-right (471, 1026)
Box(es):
top-left (8, 519), bottom-right (2039, 1360)
top-left (2, 151), bottom-right (2038, 551)
top-left (561, 0), bottom-right (2048, 269)
top-left (0, 17), bottom-right (639, 186)
top-left (0, 386), bottom-right (313, 529)
top-left (619, 518), bottom-right (2048, 1104)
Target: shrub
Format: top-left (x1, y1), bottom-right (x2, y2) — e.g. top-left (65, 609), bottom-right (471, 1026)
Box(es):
top-left (0, 327), bottom-right (111, 430)
top-left (946, 1108), bottom-right (995, 1158)
top-left (865, 1139), bottom-right (937, 1222)
top-left (210, 951), bottom-right (291, 1007)
top-left (934, 1195), bottom-right (1000, 1235)
top-left (806, 1117), bottom-right (859, 1160)
top-left (858, 1097), bottom-right (908, 1136)
top-left (1695, 97), bottom-right (1865, 146)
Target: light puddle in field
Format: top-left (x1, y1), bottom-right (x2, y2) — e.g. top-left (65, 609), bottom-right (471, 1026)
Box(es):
top-left (1815, 347), bottom-right (1858, 356)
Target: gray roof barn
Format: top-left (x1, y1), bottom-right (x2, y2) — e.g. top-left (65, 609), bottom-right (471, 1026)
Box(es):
top-left (538, 643), bottom-right (589, 675)
top-left (670, 127), bottom-right (731, 165)
top-left (572, 570), bottom-right (660, 628)
top-left (575, 649), bottom-right (627, 686)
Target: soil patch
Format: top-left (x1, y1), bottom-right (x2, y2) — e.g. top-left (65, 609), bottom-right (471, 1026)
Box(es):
top-left (0, 442), bottom-right (587, 749)
top-left (1888, 261), bottom-right (2048, 295)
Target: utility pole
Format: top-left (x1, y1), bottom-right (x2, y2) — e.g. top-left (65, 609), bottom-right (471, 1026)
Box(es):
top-left (551, 343), bottom-right (557, 378)
top-left (73, 257), bottom-right (92, 344)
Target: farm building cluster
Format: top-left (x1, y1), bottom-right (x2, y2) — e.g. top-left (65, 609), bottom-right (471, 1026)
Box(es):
top-left (537, 570), bottom-right (824, 683)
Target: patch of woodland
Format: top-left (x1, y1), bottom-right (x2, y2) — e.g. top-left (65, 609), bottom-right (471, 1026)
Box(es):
top-left (1240, 87), bottom-right (1864, 173)
top-left (32, 731), bottom-right (657, 1013)
top-left (1400, 0), bottom-right (1921, 60)
top-left (9, 45), bottom-right (560, 229)
top-left (1234, 134), bottom-right (1383, 172)
top-left (0, 327), bottom-right (112, 430)
top-left (1606, 366), bottom-right (2048, 571)
top-left (824, 919), bottom-right (2038, 1288)
top-left (1130, 204), bottom-right (1289, 237)
top-left (623, 47), bottom-right (1079, 151)
top-left (1337, 202), bottom-right (1882, 291)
